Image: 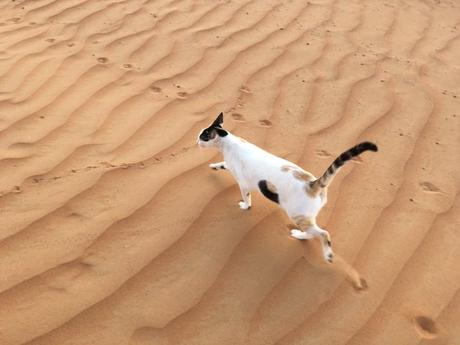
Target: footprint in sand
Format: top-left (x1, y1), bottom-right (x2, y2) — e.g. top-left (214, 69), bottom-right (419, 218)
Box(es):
top-left (177, 91), bottom-right (188, 99)
top-left (351, 156), bottom-right (363, 163)
top-left (259, 119), bottom-right (272, 127)
top-left (419, 181), bottom-right (441, 193)
top-left (316, 149), bottom-right (332, 157)
top-left (231, 113), bottom-right (245, 122)
top-left (356, 277), bottom-right (368, 291)
top-left (123, 63), bottom-right (133, 69)
top-left (239, 85), bottom-right (251, 94)
top-left (413, 316), bottom-right (439, 339)
top-left (12, 186), bottom-right (22, 193)
top-left (149, 85), bottom-right (162, 93)
top-left (97, 57), bottom-right (109, 64)
top-left (67, 212), bottom-right (83, 219)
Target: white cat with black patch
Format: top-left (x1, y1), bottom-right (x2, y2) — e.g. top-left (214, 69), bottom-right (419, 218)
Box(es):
top-left (197, 113), bottom-right (378, 263)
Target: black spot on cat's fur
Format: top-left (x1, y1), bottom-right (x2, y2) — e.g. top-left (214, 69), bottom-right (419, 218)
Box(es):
top-left (258, 180), bottom-right (279, 204)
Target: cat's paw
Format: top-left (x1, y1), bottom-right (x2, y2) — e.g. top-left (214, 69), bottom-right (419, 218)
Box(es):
top-left (324, 248), bottom-right (334, 263)
top-left (290, 229), bottom-right (313, 240)
top-left (238, 201), bottom-right (251, 210)
top-left (209, 163), bottom-right (226, 170)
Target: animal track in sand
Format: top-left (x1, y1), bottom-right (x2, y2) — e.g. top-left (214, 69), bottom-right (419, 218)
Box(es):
top-left (123, 63), bottom-right (133, 69)
top-left (259, 119), bottom-right (272, 127)
top-left (239, 85), bottom-right (252, 93)
top-left (350, 277), bottom-right (368, 292)
top-left (357, 278), bottom-right (368, 291)
top-left (351, 156), bottom-right (363, 163)
top-left (149, 85), bottom-right (162, 93)
top-left (316, 149), bottom-right (332, 157)
top-left (413, 316), bottom-right (439, 339)
top-left (177, 91), bottom-right (188, 99)
top-left (231, 113), bottom-right (245, 121)
top-left (419, 181), bottom-right (441, 192)
top-left (97, 57), bottom-right (109, 63)
top-left (12, 186), bottom-right (22, 193)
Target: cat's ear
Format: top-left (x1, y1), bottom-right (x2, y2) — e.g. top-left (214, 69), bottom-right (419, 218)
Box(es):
top-left (215, 127), bottom-right (228, 137)
top-left (212, 112), bottom-right (224, 127)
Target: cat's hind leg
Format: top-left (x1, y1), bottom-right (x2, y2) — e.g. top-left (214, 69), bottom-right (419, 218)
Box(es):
top-left (290, 216), bottom-right (315, 240)
top-left (209, 161), bottom-right (227, 170)
top-left (290, 229), bottom-right (315, 240)
top-left (238, 185), bottom-right (251, 210)
top-left (306, 225), bottom-right (333, 263)
top-left (290, 216), bottom-right (333, 263)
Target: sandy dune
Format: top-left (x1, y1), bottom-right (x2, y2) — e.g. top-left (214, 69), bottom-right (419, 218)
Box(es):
top-left (0, 0), bottom-right (459, 344)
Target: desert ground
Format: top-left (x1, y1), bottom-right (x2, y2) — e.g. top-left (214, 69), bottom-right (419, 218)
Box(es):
top-left (0, 0), bottom-right (459, 344)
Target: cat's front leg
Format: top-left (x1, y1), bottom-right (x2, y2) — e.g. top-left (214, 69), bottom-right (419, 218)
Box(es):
top-left (238, 185), bottom-right (251, 210)
top-left (209, 161), bottom-right (227, 170)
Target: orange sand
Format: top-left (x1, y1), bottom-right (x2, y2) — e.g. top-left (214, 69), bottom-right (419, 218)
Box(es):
top-left (0, 0), bottom-right (459, 344)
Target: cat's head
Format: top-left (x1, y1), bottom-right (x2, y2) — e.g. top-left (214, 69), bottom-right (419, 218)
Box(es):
top-left (197, 112), bottom-right (228, 148)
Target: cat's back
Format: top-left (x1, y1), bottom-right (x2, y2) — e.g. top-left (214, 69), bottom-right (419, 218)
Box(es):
top-left (240, 140), bottom-right (289, 167)
top-left (238, 141), bottom-right (307, 182)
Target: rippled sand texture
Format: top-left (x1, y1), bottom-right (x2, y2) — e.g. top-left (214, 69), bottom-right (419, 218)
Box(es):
top-left (0, 0), bottom-right (459, 344)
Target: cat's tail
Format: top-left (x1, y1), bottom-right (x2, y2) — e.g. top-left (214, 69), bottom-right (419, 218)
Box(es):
top-left (311, 142), bottom-right (378, 190)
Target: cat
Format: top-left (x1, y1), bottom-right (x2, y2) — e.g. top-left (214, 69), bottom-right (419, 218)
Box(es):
top-left (197, 112), bottom-right (378, 263)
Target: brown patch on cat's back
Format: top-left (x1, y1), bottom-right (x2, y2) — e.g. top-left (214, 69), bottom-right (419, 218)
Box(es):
top-left (292, 169), bottom-right (315, 182)
top-left (281, 165), bottom-right (294, 172)
top-left (281, 165), bottom-right (315, 182)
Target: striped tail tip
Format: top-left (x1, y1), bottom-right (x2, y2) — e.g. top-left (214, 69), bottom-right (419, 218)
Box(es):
top-left (360, 141), bottom-right (378, 152)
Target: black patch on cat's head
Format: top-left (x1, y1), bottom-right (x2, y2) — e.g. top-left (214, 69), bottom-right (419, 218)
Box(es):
top-left (199, 112), bottom-right (228, 141)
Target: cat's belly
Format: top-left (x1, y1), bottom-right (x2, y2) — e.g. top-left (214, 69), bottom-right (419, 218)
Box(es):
top-left (226, 161), bottom-right (269, 190)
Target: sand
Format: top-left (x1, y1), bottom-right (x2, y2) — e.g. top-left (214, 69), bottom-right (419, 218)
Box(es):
top-left (0, 0), bottom-right (459, 344)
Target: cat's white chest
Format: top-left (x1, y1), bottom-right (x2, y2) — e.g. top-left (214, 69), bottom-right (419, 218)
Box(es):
top-left (223, 144), bottom-right (261, 190)
top-left (225, 155), bottom-right (251, 187)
